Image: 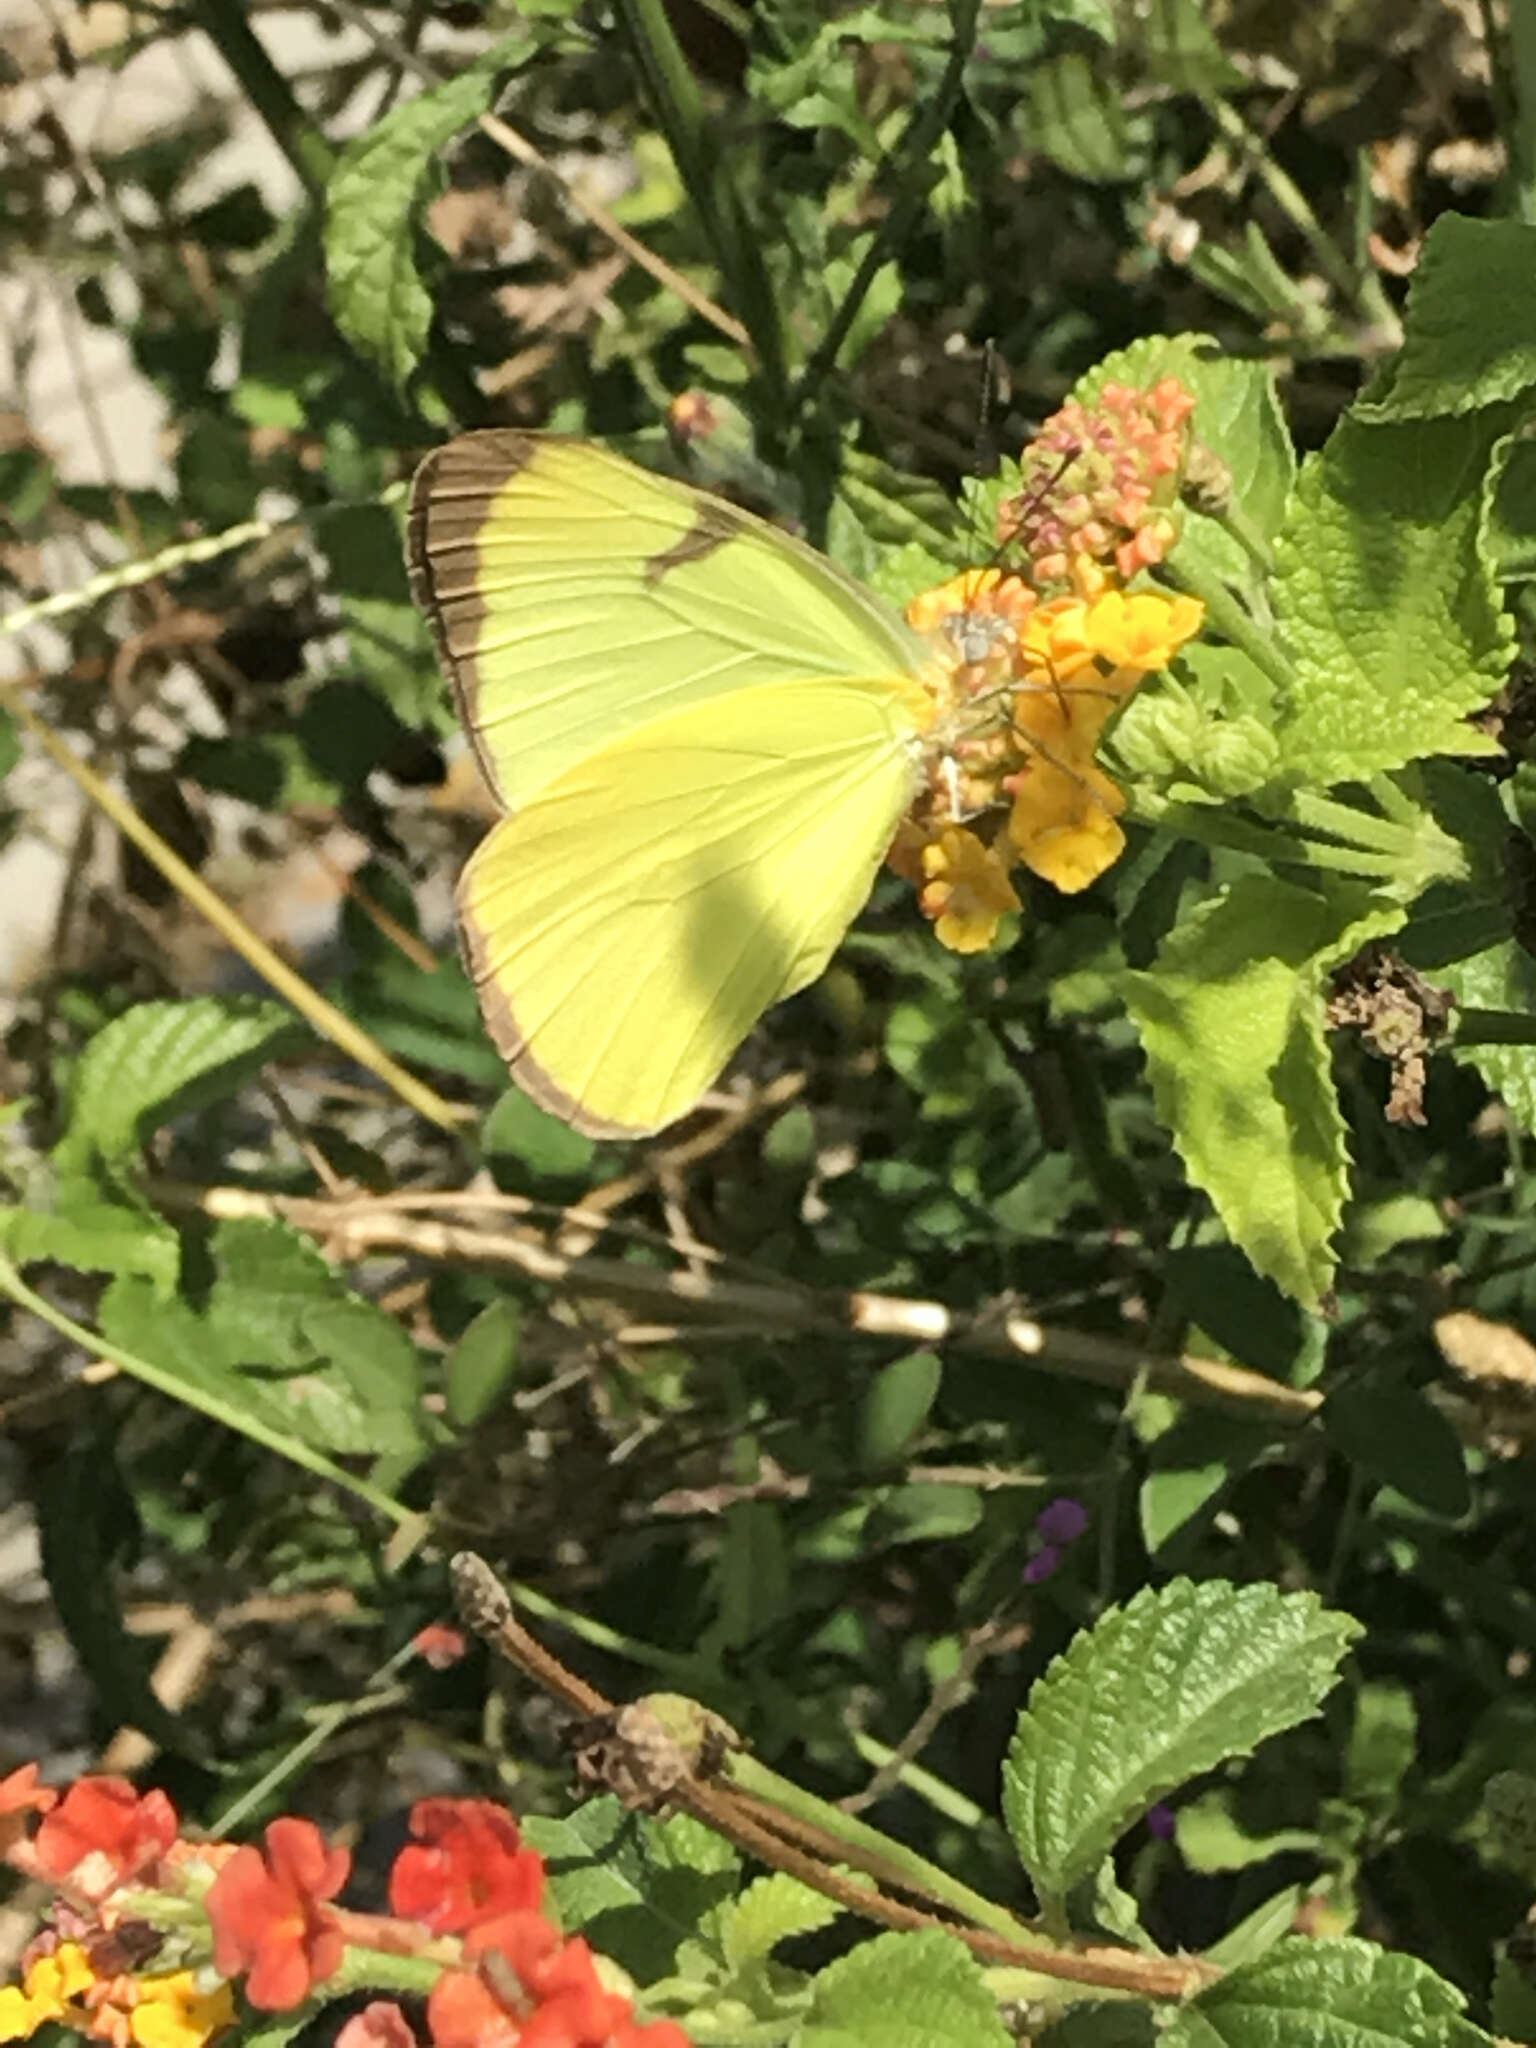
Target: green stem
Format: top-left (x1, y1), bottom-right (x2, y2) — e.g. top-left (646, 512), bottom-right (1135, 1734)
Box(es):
top-left (1454, 1008), bottom-right (1536, 1047)
top-left (615, 0), bottom-right (787, 412)
top-left (848, 1731), bottom-right (988, 1829)
top-left (195, 1), bottom-right (335, 199)
top-left (331, 1948), bottom-right (447, 1997)
top-left (1210, 491), bottom-right (1276, 578)
top-left (1324, 1461), bottom-right (1368, 1606)
top-left (1366, 772), bottom-right (1425, 829)
top-left (1162, 557), bottom-right (1296, 699)
top-left (1138, 799), bottom-right (1410, 879)
top-left (726, 1751), bottom-right (1031, 1942)
top-left (793, 0), bottom-right (982, 411)
top-left (0, 1252), bottom-right (413, 1526)
top-left (509, 1578), bottom-right (718, 1689)
top-left (1285, 790), bottom-right (1424, 856)
top-left (210, 1648), bottom-right (421, 1836)
top-left (1202, 96), bottom-right (1399, 338)
top-left (5, 521), bottom-right (266, 639)
top-left (1287, 788), bottom-right (1461, 878)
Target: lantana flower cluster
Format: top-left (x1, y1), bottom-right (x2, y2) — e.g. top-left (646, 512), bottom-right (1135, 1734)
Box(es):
top-left (0, 1765), bottom-right (686, 2048)
top-left (892, 377), bottom-right (1206, 953)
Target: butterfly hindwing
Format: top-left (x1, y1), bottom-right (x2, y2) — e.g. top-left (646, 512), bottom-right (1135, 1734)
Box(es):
top-left (457, 678), bottom-right (922, 1137)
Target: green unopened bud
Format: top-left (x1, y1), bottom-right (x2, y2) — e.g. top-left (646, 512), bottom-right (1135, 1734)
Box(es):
top-left (1107, 685), bottom-right (1205, 783)
top-left (1196, 714), bottom-right (1281, 797)
top-left (1109, 685), bottom-right (1278, 800)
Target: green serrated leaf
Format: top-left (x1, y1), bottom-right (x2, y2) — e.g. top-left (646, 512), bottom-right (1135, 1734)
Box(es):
top-left (1137, 0), bottom-right (1245, 92)
top-left (747, 17), bottom-right (888, 151)
top-left (720, 1873), bottom-right (841, 1968)
top-left (1361, 215), bottom-right (1536, 422)
top-left (231, 2014), bottom-right (316, 2048)
top-left (1271, 414), bottom-right (1515, 784)
top-left (802, 1930), bottom-right (1011, 2048)
top-left (1002, 1578), bottom-right (1361, 1911)
top-left (524, 1802), bottom-right (674, 1927)
top-left (99, 1217), bottom-right (426, 1459)
top-left (1164, 1937), bottom-right (1492, 2048)
top-left (1484, 432), bottom-right (1536, 582)
top-left (325, 39), bottom-right (534, 389)
top-left (1440, 938), bottom-right (1536, 1131)
top-left (0, 1185), bottom-right (178, 1290)
top-left (1121, 879), bottom-right (1401, 1308)
top-left (1027, 50), bottom-right (1141, 183)
top-left (1493, 1948), bottom-right (1536, 2042)
top-left (1162, 1242), bottom-right (1306, 1380)
top-left (840, 449), bottom-right (966, 549)
top-left (525, 1799), bottom-right (737, 1986)
top-left (1482, 1770), bottom-right (1536, 1879)
top-left (57, 997), bottom-right (298, 1176)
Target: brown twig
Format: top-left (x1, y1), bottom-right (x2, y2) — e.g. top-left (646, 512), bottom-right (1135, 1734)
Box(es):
top-left (841, 1613), bottom-right (1025, 1816)
top-left (172, 1183), bottom-right (1321, 1424)
top-left (449, 1554), bottom-right (1214, 2000)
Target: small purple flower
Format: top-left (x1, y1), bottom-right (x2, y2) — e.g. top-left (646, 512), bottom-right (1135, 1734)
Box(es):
top-left (1034, 1496), bottom-right (1090, 1547)
top-left (1023, 1545), bottom-right (1061, 1585)
top-left (1146, 1803), bottom-right (1177, 1842)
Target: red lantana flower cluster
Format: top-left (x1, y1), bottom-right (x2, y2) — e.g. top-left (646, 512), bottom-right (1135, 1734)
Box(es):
top-left (0, 1766), bottom-right (688, 2048)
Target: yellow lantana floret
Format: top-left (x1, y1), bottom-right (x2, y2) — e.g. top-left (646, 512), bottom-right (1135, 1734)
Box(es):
top-left (1018, 597), bottom-right (1096, 686)
top-left (1009, 758), bottom-right (1127, 894)
top-left (126, 1972), bottom-right (235, 2048)
top-left (919, 827), bottom-right (1022, 953)
top-left (0, 1944), bottom-right (95, 2043)
top-left (1082, 589), bottom-right (1205, 673)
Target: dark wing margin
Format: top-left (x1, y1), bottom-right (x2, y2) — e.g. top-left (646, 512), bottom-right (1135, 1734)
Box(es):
top-left (454, 851), bottom-right (636, 1138)
top-left (406, 430), bottom-right (543, 805)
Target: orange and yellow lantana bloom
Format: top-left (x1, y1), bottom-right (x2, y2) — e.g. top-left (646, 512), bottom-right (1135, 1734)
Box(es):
top-left (890, 376), bottom-right (1207, 952)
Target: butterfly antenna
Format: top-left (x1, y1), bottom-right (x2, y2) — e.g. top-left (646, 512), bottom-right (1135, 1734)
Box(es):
top-left (963, 358), bottom-right (1082, 589)
top-left (957, 340), bottom-right (1004, 562)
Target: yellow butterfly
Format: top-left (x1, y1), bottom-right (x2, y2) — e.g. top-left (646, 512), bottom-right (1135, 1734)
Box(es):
top-left (408, 432), bottom-right (939, 1139)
